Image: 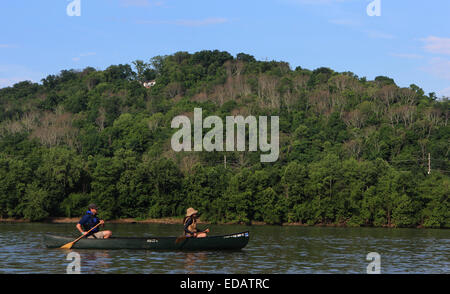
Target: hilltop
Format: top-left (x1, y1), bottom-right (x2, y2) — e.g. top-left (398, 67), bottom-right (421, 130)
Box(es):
top-left (0, 50), bottom-right (448, 227)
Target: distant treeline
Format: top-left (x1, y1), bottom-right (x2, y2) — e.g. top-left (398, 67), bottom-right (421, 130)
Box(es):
top-left (0, 50), bottom-right (448, 227)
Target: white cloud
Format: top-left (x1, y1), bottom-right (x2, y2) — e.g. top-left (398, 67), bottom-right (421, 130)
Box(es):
top-left (137, 17), bottom-right (229, 27)
top-left (365, 30), bottom-right (395, 39)
top-left (286, 0), bottom-right (352, 4)
top-left (328, 18), bottom-right (360, 26)
top-left (389, 53), bottom-right (423, 59)
top-left (0, 78), bottom-right (27, 88)
top-left (421, 36), bottom-right (450, 55)
top-left (422, 57), bottom-right (450, 80)
top-left (72, 52), bottom-right (96, 62)
top-left (438, 87), bottom-right (450, 98)
top-left (328, 19), bottom-right (395, 40)
top-left (0, 44), bottom-right (18, 49)
top-left (120, 0), bottom-right (151, 7)
top-left (0, 65), bottom-right (43, 88)
top-left (79, 52), bottom-right (96, 57)
top-left (175, 18), bottom-right (228, 27)
top-left (120, 0), bottom-right (164, 7)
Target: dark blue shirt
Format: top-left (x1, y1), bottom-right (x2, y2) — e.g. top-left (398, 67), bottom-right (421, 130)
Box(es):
top-left (78, 211), bottom-right (100, 234)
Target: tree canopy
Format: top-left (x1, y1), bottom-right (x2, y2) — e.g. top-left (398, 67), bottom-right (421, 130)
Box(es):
top-left (0, 50), bottom-right (448, 227)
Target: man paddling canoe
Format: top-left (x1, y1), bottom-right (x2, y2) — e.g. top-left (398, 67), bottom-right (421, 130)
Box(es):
top-left (183, 207), bottom-right (209, 238)
top-left (76, 204), bottom-right (112, 239)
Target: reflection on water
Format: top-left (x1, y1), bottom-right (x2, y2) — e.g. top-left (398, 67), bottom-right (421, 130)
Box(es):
top-left (183, 252), bottom-right (207, 274)
top-left (0, 223), bottom-right (448, 274)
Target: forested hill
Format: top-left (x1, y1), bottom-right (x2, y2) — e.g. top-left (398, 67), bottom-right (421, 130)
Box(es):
top-left (0, 50), bottom-right (448, 228)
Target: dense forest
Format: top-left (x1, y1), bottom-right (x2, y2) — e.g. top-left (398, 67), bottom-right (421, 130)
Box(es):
top-left (0, 50), bottom-right (448, 227)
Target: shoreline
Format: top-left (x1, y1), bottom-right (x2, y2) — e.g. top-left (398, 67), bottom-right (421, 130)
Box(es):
top-left (0, 217), bottom-right (446, 229)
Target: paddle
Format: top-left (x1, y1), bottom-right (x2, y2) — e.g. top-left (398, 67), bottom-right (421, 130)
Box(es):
top-left (60, 222), bottom-right (102, 249)
top-left (175, 235), bottom-right (190, 244)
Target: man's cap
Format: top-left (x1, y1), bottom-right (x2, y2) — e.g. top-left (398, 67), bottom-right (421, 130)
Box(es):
top-left (88, 203), bottom-right (98, 210)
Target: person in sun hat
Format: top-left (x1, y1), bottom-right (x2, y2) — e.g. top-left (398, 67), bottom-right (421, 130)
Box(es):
top-left (183, 207), bottom-right (209, 238)
top-left (76, 203), bottom-right (112, 239)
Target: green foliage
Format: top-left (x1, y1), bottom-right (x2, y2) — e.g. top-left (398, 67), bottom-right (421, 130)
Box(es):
top-left (18, 182), bottom-right (49, 221)
top-left (0, 50), bottom-right (448, 227)
top-left (375, 76), bottom-right (396, 86)
top-left (61, 193), bottom-right (91, 218)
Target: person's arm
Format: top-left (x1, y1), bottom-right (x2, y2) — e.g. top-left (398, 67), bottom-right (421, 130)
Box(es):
top-left (198, 227), bottom-right (210, 233)
top-left (77, 215), bottom-right (88, 235)
top-left (76, 223), bottom-right (86, 235)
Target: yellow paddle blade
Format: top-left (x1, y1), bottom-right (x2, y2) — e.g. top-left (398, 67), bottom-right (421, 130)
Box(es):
top-left (60, 242), bottom-right (74, 249)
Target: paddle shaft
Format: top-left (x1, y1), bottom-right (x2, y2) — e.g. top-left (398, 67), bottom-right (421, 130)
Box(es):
top-left (76, 222), bottom-right (102, 241)
top-left (175, 227), bottom-right (209, 244)
top-left (60, 222), bottom-right (101, 249)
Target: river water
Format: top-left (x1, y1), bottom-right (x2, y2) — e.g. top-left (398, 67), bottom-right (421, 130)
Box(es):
top-left (0, 223), bottom-right (448, 274)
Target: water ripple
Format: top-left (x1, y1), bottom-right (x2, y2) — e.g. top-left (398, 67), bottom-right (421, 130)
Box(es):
top-left (0, 224), bottom-right (448, 273)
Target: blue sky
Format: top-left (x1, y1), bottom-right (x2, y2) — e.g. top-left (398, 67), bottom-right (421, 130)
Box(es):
top-left (0, 0), bottom-right (449, 97)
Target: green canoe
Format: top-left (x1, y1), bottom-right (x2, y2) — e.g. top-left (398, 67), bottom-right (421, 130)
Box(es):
top-left (44, 231), bottom-right (249, 250)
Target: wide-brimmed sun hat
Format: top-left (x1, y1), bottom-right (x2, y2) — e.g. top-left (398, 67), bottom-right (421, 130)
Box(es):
top-left (186, 207), bottom-right (198, 217)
